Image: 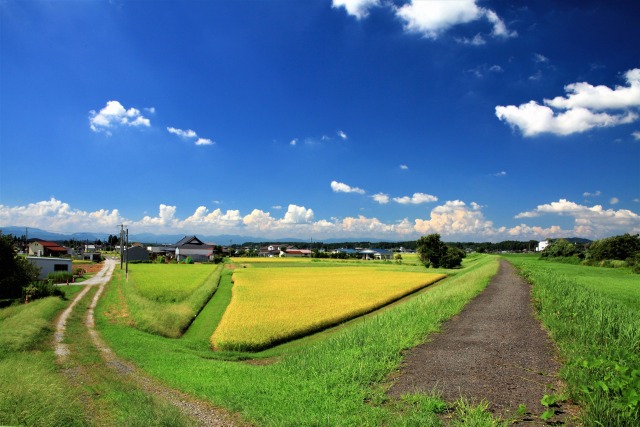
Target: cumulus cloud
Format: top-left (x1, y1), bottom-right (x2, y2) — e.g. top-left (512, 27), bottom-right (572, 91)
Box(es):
top-left (400, 164), bottom-right (409, 170)
top-left (338, 130), bottom-right (348, 140)
top-left (167, 127), bottom-right (197, 138)
top-left (3, 196), bottom-right (638, 243)
top-left (89, 100), bottom-right (151, 133)
top-left (331, 180), bottom-right (365, 194)
top-left (371, 193), bottom-right (390, 204)
top-left (395, 0), bottom-right (515, 40)
top-left (515, 199), bottom-right (640, 237)
top-left (167, 126), bottom-right (214, 146)
top-left (393, 192), bottom-right (438, 205)
top-left (290, 138), bottom-right (298, 146)
top-left (282, 205), bottom-right (315, 224)
top-left (0, 197), bottom-right (125, 232)
top-left (332, 0), bottom-right (380, 19)
top-left (610, 197), bottom-right (620, 205)
top-left (496, 68), bottom-right (640, 137)
top-left (414, 200), bottom-right (499, 237)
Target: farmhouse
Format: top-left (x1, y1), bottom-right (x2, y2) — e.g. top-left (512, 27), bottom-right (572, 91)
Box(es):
top-left (27, 256), bottom-right (72, 280)
top-left (259, 244), bottom-right (286, 257)
top-left (359, 249), bottom-right (394, 260)
top-left (28, 240), bottom-right (68, 257)
top-left (283, 249), bottom-right (312, 257)
top-left (536, 240), bottom-right (550, 252)
top-left (124, 245), bottom-right (150, 262)
top-left (174, 235), bottom-right (215, 262)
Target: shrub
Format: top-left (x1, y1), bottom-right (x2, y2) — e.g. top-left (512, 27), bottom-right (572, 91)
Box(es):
top-left (46, 271), bottom-right (74, 284)
top-left (23, 281), bottom-right (63, 302)
top-left (155, 255), bottom-right (165, 264)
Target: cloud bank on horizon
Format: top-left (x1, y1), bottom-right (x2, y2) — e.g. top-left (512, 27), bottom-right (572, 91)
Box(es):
top-left (1, 196), bottom-right (638, 242)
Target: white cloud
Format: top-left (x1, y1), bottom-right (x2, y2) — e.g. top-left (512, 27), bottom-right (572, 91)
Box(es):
top-left (633, 131), bottom-right (640, 140)
top-left (496, 68), bottom-right (640, 137)
top-left (515, 199), bottom-right (640, 238)
top-left (395, 0), bottom-right (515, 40)
top-left (167, 127), bottom-right (197, 138)
top-left (493, 171), bottom-right (507, 177)
top-left (166, 126), bottom-right (214, 146)
top-left (331, 180), bottom-right (365, 194)
top-left (545, 68), bottom-right (640, 111)
top-left (290, 138), bottom-right (298, 146)
top-left (583, 190), bottom-right (601, 197)
top-left (400, 164), bottom-right (409, 170)
top-left (89, 100), bottom-right (151, 133)
top-left (495, 101), bottom-right (637, 137)
top-left (371, 193), bottom-right (390, 204)
top-left (332, 0), bottom-right (380, 19)
top-left (457, 33), bottom-right (486, 46)
top-left (282, 204), bottom-right (315, 224)
top-left (2, 197), bottom-right (638, 242)
top-left (534, 53), bottom-right (549, 63)
top-left (414, 200), bottom-right (498, 237)
top-left (272, 205), bottom-right (283, 210)
top-left (610, 197), bottom-right (620, 205)
top-left (195, 138), bottom-right (214, 146)
top-left (393, 192), bottom-right (438, 205)
top-left (338, 130), bottom-right (348, 140)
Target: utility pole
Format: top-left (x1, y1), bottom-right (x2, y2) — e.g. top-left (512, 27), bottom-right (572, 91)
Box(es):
top-left (117, 224), bottom-right (125, 269)
top-left (125, 228), bottom-right (129, 279)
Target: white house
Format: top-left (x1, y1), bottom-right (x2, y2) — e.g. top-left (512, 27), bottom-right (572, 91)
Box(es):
top-left (536, 240), bottom-right (550, 252)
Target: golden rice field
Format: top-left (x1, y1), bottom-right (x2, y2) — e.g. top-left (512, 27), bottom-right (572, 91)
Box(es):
top-left (211, 266), bottom-right (445, 351)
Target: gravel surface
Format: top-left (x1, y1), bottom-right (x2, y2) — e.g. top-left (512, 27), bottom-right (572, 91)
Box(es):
top-left (389, 259), bottom-right (571, 424)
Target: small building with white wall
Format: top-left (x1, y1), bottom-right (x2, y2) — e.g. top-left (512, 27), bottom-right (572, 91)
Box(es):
top-left (27, 256), bottom-right (72, 280)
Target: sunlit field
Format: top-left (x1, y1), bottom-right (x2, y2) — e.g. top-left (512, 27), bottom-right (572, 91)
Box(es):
top-left (212, 266), bottom-right (445, 351)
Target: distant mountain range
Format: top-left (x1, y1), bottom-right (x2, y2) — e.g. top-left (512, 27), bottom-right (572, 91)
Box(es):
top-left (0, 226), bottom-right (391, 246)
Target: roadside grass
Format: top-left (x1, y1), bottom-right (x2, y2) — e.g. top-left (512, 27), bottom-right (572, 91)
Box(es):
top-left (213, 267), bottom-right (445, 351)
top-left (61, 284), bottom-right (192, 426)
top-left (98, 254), bottom-right (500, 425)
top-left (0, 293), bottom-right (88, 426)
top-left (505, 255), bottom-right (640, 426)
top-left (108, 263), bottom-right (223, 338)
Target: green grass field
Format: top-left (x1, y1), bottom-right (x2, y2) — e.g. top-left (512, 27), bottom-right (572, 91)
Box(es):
top-left (107, 263), bottom-right (223, 337)
top-left (97, 254), bottom-right (502, 425)
top-left (505, 254), bottom-right (640, 426)
top-left (0, 288), bottom-right (89, 426)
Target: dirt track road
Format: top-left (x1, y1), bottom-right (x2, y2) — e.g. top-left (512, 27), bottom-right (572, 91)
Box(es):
top-left (389, 259), bottom-right (570, 424)
top-left (53, 259), bottom-right (235, 426)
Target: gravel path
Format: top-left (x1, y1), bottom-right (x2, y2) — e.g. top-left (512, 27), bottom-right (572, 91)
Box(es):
top-left (389, 259), bottom-right (568, 423)
top-left (54, 259), bottom-right (236, 426)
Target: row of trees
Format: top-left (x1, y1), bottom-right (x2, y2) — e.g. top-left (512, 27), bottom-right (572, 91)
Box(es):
top-left (541, 233), bottom-right (640, 272)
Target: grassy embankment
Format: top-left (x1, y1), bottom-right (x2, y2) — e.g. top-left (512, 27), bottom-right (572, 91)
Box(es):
top-left (98, 254), bottom-right (503, 425)
top-left (0, 288), bottom-right (88, 426)
top-left (505, 254), bottom-right (640, 426)
top-left (0, 283), bottom-right (192, 426)
top-left (106, 263), bottom-right (223, 337)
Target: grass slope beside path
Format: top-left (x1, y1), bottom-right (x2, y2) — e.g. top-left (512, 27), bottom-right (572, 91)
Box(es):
top-left (98, 254), bottom-right (500, 426)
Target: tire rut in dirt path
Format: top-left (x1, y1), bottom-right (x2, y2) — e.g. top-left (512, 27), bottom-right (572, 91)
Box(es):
top-left (54, 259), bottom-right (237, 427)
top-left (388, 259), bottom-right (568, 424)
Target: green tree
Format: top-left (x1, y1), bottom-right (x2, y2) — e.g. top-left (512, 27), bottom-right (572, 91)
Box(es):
top-left (587, 233), bottom-right (640, 261)
top-left (540, 238), bottom-right (580, 258)
top-left (417, 234), bottom-right (465, 269)
top-left (0, 233), bottom-right (40, 299)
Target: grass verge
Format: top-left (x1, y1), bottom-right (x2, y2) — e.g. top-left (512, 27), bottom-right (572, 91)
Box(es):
top-left (505, 255), bottom-right (640, 426)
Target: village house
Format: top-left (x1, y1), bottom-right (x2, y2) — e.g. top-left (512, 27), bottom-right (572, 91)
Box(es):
top-left (28, 240), bottom-right (68, 257)
top-left (174, 235), bottom-right (216, 262)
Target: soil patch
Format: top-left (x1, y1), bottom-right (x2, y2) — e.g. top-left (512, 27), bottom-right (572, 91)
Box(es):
top-left (388, 259), bottom-right (571, 424)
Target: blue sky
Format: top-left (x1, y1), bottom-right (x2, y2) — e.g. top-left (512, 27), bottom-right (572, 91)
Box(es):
top-left (1, 0), bottom-right (639, 242)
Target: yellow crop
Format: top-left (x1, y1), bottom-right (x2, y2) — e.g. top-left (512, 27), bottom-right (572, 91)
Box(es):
top-left (211, 266), bottom-right (445, 351)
